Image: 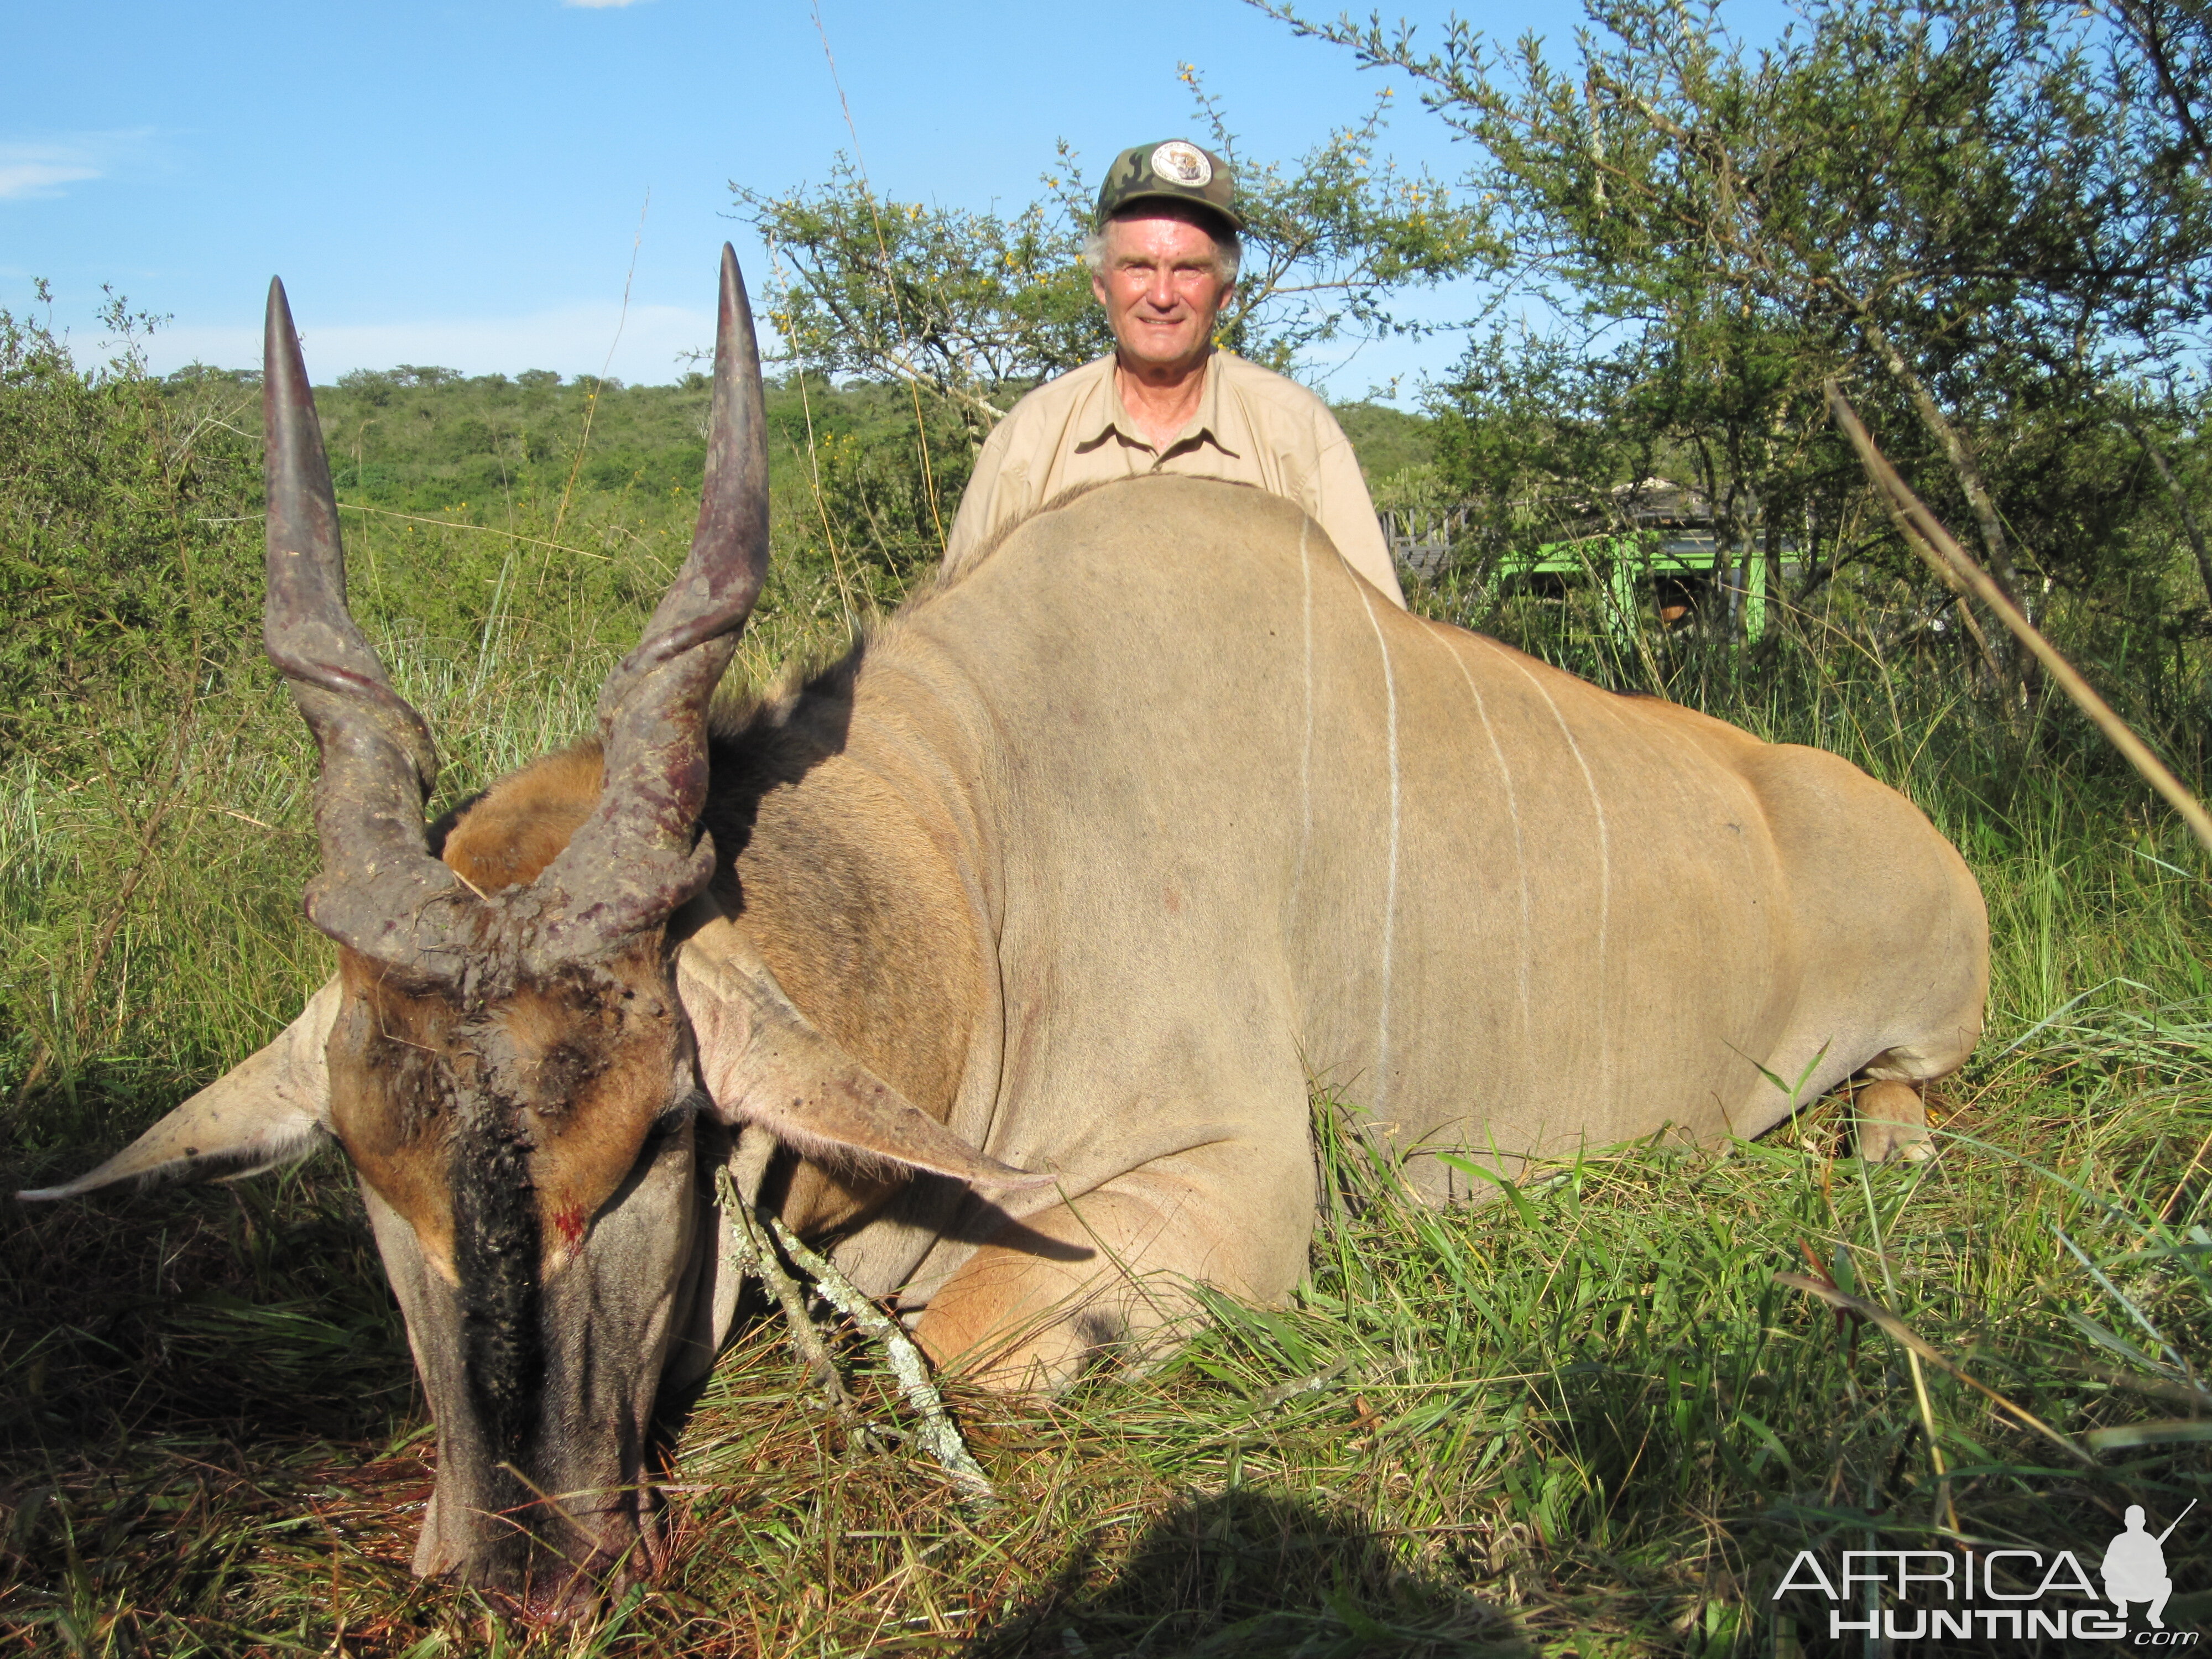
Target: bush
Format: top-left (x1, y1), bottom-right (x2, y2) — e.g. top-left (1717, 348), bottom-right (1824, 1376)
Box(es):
top-left (0, 290), bottom-right (263, 764)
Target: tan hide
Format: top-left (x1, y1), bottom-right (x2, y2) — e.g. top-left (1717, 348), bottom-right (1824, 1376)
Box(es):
top-left (707, 474), bottom-right (1987, 1364)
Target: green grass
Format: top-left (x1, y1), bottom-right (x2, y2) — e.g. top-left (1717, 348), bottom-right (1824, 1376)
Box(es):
top-left (2, 488), bottom-right (2209, 1654)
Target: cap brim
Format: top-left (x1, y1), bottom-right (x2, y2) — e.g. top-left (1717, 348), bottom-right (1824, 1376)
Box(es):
top-left (1100, 190), bottom-right (1245, 233)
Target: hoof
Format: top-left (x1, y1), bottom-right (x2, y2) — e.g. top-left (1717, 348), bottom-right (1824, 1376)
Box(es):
top-left (1854, 1122), bottom-right (1936, 1164)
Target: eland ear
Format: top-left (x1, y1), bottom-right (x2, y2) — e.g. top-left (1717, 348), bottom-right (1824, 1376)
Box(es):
top-left (676, 916), bottom-right (1048, 1191)
top-left (15, 979), bottom-right (342, 1202)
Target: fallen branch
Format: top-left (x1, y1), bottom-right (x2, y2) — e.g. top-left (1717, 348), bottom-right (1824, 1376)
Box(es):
top-left (713, 1164), bottom-right (995, 1501)
top-left (767, 1214), bottom-right (997, 1503)
top-left (2058, 1360), bottom-right (2212, 1412)
top-left (2086, 1421), bottom-right (2212, 1452)
top-left (714, 1166), bottom-right (859, 1428)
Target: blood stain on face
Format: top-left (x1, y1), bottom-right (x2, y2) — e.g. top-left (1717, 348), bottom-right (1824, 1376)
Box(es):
top-left (552, 1203), bottom-right (587, 1250)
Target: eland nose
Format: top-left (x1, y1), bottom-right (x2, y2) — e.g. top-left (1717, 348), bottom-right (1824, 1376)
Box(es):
top-left (478, 1532), bottom-right (647, 1626)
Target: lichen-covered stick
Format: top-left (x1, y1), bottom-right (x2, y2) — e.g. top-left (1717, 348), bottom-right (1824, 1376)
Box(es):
top-left (764, 1216), bottom-right (997, 1503)
top-left (713, 1166), bottom-right (856, 1426)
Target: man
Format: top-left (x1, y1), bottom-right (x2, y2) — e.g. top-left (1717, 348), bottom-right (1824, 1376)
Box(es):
top-left (942, 138), bottom-right (1407, 607)
top-left (2102, 1504), bottom-right (2175, 1629)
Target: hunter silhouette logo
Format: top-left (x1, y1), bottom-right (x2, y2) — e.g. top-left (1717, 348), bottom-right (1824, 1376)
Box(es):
top-left (1772, 1501), bottom-right (2199, 1644)
top-left (2105, 1501), bottom-right (2193, 1631)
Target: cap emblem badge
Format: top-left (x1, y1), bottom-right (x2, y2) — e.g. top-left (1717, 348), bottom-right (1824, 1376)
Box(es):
top-left (1151, 142), bottom-right (1212, 187)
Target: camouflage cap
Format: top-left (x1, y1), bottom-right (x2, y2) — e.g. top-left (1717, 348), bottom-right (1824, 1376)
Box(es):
top-left (1095, 139), bottom-right (1243, 232)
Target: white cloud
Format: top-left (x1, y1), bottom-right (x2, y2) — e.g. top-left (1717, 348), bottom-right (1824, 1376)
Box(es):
top-left (0, 159), bottom-right (101, 200)
top-left (144, 300), bottom-right (723, 387)
top-left (0, 131), bottom-right (158, 202)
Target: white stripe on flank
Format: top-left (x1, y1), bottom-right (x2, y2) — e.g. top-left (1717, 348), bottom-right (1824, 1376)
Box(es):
top-left (1488, 641), bottom-right (1611, 1105)
top-left (1441, 635), bottom-right (1534, 1059)
top-left (1357, 586), bottom-right (1401, 1112)
top-left (1293, 519), bottom-right (1314, 914)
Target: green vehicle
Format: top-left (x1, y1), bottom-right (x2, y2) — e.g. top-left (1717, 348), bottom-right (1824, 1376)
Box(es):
top-left (1384, 477), bottom-right (1781, 643)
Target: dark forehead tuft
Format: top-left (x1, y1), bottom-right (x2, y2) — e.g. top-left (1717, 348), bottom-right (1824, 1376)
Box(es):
top-left (450, 1108), bottom-right (544, 1454)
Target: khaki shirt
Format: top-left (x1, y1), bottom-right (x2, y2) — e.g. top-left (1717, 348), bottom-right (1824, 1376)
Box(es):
top-left (942, 351), bottom-right (1407, 607)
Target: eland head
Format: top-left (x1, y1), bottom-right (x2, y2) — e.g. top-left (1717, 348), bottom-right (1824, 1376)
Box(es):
top-left (15, 249), bottom-right (1034, 1620)
top-left (261, 247), bottom-right (770, 1616)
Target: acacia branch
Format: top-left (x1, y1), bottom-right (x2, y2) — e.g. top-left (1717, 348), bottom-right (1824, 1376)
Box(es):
top-left (2105, 0), bottom-right (2212, 171)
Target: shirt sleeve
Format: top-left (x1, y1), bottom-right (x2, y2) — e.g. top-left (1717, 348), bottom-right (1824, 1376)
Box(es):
top-left (1311, 432), bottom-right (1407, 608)
top-left (942, 419), bottom-right (1024, 580)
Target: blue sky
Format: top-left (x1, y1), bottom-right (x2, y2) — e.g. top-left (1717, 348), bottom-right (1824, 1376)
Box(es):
top-left (6, 0), bottom-right (1787, 398)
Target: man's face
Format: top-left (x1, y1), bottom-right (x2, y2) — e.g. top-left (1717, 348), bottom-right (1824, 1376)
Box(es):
top-left (1092, 211), bottom-right (1234, 375)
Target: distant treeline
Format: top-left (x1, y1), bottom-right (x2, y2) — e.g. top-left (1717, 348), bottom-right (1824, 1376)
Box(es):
top-left (160, 361), bottom-right (1439, 520)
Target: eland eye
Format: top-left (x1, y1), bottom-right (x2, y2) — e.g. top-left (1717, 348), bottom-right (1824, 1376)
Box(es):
top-left (644, 1093), bottom-right (705, 1147)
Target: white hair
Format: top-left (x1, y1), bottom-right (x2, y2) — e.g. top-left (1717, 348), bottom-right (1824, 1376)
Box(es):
top-left (1083, 212), bottom-right (1242, 286)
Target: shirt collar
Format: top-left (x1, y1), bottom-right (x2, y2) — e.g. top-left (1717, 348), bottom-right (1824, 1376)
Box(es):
top-left (1076, 350), bottom-right (1243, 459)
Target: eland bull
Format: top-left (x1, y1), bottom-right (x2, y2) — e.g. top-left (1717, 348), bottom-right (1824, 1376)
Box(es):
top-left (19, 247), bottom-right (1988, 1619)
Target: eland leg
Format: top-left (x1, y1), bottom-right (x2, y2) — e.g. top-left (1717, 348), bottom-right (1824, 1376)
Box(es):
top-left (913, 1138), bottom-right (1314, 1392)
top-left (915, 1187), bottom-right (1190, 1389)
